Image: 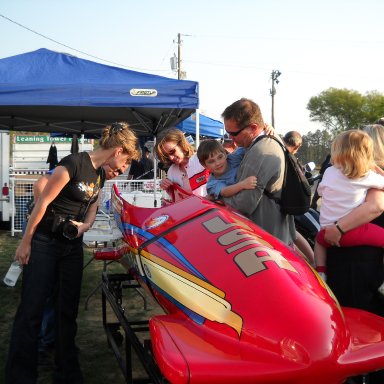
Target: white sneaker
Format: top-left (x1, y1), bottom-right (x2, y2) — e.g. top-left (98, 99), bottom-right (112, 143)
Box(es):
top-left (378, 283), bottom-right (384, 296)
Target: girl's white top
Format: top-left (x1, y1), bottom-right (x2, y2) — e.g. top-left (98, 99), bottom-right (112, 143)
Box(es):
top-left (318, 165), bottom-right (384, 226)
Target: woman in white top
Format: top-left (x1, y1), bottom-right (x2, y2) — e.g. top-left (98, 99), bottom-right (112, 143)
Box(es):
top-left (155, 128), bottom-right (209, 197)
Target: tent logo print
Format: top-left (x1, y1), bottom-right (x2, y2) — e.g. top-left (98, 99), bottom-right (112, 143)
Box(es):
top-left (130, 89), bottom-right (158, 97)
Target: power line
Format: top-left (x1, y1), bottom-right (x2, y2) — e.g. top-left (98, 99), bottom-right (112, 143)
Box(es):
top-left (187, 32), bottom-right (384, 45)
top-left (0, 13), bottom-right (168, 73)
top-left (184, 59), bottom-right (382, 80)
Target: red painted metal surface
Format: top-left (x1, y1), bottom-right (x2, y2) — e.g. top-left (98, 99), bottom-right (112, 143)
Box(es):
top-left (110, 184), bottom-right (384, 384)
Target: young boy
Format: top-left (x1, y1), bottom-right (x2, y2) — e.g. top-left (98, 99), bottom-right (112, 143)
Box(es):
top-left (196, 139), bottom-right (256, 200)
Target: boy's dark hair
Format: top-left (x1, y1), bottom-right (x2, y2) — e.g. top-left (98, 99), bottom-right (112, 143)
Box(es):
top-left (197, 139), bottom-right (226, 166)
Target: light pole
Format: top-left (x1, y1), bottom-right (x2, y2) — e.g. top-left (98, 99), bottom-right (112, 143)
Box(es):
top-left (270, 70), bottom-right (281, 128)
top-left (177, 33), bottom-right (182, 80)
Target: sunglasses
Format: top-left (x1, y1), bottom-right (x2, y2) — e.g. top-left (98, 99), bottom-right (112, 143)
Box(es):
top-left (225, 124), bottom-right (250, 137)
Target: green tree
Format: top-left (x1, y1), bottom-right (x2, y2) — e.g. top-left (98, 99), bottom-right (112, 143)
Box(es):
top-left (363, 90), bottom-right (384, 123)
top-left (307, 88), bottom-right (384, 135)
top-left (298, 129), bottom-right (332, 167)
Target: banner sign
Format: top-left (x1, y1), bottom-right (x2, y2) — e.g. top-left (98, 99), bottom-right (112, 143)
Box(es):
top-left (14, 136), bottom-right (93, 144)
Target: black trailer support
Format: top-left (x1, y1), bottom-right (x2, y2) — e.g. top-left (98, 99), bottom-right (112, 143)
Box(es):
top-left (101, 271), bottom-right (167, 384)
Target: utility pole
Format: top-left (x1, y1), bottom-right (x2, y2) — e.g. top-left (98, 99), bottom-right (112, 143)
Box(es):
top-left (177, 33), bottom-right (182, 80)
top-left (270, 70), bottom-right (281, 128)
top-left (170, 33), bottom-right (189, 80)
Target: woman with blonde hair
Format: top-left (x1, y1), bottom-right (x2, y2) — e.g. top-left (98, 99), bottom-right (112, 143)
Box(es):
top-left (321, 125), bottom-right (384, 383)
top-left (364, 124), bottom-right (384, 170)
top-left (155, 128), bottom-right (209, 196)
top-left (6, 122), bottom-right (140, 384)
top-left (313, 129), bottom-right (384, 281)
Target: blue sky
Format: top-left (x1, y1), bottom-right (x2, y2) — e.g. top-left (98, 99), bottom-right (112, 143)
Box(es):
top-left (1, 0), bottom-right (383, 135)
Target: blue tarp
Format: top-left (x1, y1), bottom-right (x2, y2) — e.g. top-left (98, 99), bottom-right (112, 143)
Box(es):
top-left (0, 48), bottom-right (199, 136)
top-left (177, 113), bottom-right (224, 138)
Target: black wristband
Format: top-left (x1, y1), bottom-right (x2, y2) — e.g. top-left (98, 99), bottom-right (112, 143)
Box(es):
top-left (334, 221), bottom-right (345, 235)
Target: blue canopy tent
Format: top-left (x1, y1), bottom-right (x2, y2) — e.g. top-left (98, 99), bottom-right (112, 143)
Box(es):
top-left (177, 112), bottom-right (224, 139)
top-left (0, 48), bottom-right (199, 136)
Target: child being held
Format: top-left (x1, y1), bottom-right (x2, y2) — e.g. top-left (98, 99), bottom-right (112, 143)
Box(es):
top-left (196, 139), bottom-right (257, 200)
top-left (314, 129), bottom-right (384, 286)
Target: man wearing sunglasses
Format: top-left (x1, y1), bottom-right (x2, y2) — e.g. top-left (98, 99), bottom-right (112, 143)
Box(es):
top-left (221, 98), bottom-right (295, 245)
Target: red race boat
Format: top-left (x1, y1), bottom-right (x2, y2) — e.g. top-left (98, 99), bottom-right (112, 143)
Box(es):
top-left (107, 183), bottom-right (384, 384)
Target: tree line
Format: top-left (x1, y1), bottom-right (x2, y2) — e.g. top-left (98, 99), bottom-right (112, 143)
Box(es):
top-left (295, 88), bottom-right (384, 167)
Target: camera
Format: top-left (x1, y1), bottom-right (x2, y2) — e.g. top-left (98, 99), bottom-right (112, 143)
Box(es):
top-left (62, 220), bottom-right (79, 240)
top-left (52, 215), bottom-right (78, 240)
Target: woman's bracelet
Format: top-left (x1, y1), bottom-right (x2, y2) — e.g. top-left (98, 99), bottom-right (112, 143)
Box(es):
top-left (334, 221), bottom-right (345, 235)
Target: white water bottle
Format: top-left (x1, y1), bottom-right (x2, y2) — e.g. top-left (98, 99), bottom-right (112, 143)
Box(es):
top-left (3, 261), bottom-right (23, 287)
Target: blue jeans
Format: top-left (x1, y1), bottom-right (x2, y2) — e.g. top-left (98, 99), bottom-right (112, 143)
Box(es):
top-left (5, 232), bottom-right (84, 384)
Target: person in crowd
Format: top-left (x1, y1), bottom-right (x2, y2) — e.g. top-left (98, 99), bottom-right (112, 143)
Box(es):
top-left (32, 162), bottom-right (130, 361)
top-left (281, 130), bottom-right (315, 264)
top-left (140, 146), bottom-right (154, 179)
top-left (127, 159), bottom-right (144, 180)
top-left (221, 98), bottom-right (296, 245)
top-left (196, 139), bottom-right (256, 199)
top-left (313, 129), bottom-right (384, 281)
top-left (127, 145), bottom-right (154, 180)
top-left (310, 153), bottom-right (331, 210)
top-left (127, 148), bottom-right (152, 178)
top-left (322, 124), bottom-right (384, 384)
top-left (282, 130), bottom-right (302, 155)
top-left (5, 122), bottom-right (140, 384)
top-left (155, 128), bottom-right (209, 197)
top-left (319, 153), bottom-right (331, 174)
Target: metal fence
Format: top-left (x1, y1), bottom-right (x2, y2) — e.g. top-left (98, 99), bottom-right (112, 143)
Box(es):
top-left (10, 177), bottom-right (35, 235)
top-left (9, 177), bottom-right (163, 236)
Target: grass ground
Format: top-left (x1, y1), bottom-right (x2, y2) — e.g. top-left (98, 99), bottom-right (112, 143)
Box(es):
top-left (0, 230), bottom-right (162, 384)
